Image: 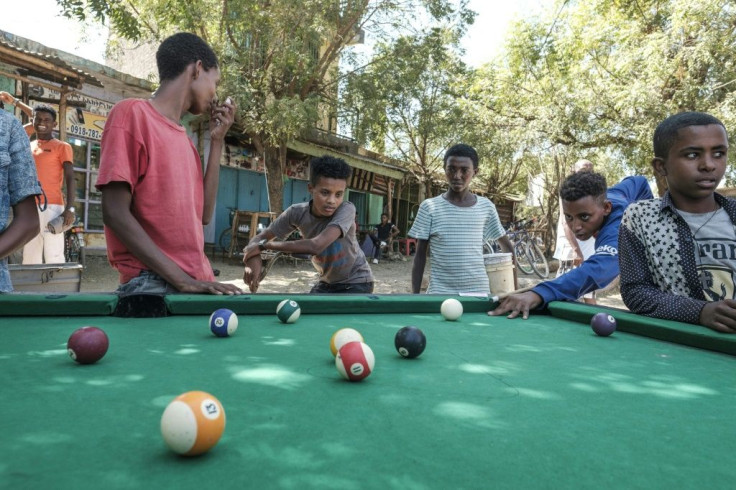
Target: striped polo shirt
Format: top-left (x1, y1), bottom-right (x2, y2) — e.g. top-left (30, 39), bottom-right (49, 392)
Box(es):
top-left (409, 194), bottom-right (505, 294)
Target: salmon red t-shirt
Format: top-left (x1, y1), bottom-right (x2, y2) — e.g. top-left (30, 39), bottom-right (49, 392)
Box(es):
top-left (31, 138), bottom-right (73, 205)
top-left (96, 99), bottom-right (214, 285)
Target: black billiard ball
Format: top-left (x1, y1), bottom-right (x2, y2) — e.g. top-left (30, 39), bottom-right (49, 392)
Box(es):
top-left (67, 326), bottom-right (109, 364)
top-left (591, 313), bottom-right (617, 337)
top-left (395, 326), bottom-right (426, 358)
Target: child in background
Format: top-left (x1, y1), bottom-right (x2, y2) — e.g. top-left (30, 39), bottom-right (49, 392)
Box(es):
top-left (368, 213), bottom-right (400, 264)
top-left (620, 111), bottom-right (736, 333)
top-left (243, 156), bottom-right (374, 293)
top-left (408, 143), bottom-right (514, 294)
top-left (21, 105), bottom-right (76, 264)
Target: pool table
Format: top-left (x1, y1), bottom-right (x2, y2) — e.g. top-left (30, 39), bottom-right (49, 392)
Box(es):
top-left (1, 293), bottom-right (735, 489)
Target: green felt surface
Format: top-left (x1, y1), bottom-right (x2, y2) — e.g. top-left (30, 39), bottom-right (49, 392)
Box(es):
top-left (1, 298), bottom-right (735, 490)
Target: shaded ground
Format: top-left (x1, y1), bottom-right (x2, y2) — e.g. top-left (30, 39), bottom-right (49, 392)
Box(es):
top-left (80, 252), bottom-right (626, 309)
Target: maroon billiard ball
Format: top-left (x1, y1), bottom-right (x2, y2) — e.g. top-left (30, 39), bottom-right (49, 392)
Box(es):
top-left (591, 313), bottom-right (617, 337)
top-left (67, 326), bottom-right (109, 364)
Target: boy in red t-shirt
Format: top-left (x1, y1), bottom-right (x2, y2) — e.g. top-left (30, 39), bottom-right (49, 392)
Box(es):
top-left (97, 33), bottom-right (241, 295)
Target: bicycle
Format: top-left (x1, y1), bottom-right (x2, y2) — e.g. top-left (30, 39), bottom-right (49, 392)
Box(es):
top-left (218, 207), bottom-right (241, 257)
top-left (505, 219), bottom-right (549, 279)
top-left (64, 223), bottom-right (84, 263)
top-left (256, 231), bottom-right (311, 282)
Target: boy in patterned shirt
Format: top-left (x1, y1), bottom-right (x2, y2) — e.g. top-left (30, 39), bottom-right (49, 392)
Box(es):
top-left (619, 111), bottom-right (736, 333)
top-left (408, 144), bottom-right (514, 294)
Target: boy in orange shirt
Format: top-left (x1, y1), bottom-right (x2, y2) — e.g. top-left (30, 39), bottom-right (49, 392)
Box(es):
top-left (22, 105), bottom-right (76, 264)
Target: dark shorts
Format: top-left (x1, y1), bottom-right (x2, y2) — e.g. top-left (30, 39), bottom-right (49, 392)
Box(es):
top-left (310, 281), bottom-right (374, 294)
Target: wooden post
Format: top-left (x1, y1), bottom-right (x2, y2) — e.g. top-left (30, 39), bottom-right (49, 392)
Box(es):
top-left (386, 179), bottom-right (394, 221)
top-left (395, 179), bottom-right (403, 234)
top-left (58, 89), bottom-right (68, 141)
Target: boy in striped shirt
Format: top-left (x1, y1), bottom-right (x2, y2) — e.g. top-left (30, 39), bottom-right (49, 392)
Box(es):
top-left (409, 144), bottom-right (514, 294)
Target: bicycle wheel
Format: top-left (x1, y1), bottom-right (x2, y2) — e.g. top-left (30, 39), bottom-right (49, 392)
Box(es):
top-left (527, 241), bottom-right (549, 279)
top-left (218, 229), bottom-right (231, 255)
top-left (514, 241), bottom-right (534, 275)
top-left (259, 251), bottom-right (287, 282)
top-left (483, 239), bottom-right (500, 255)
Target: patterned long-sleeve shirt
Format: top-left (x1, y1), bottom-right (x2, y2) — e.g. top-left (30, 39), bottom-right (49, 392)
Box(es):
top-left (619, 191), bottom-right (736, 324)
top-left (1, 111), bottom-right (41, 292)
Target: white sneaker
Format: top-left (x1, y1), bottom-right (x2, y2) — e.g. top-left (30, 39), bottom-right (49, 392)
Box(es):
top-left (380, 241), bottom-right (387, 247)
top-left (372, 258), bottom-right (379, 264)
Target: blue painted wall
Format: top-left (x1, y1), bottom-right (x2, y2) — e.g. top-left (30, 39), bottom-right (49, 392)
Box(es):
top-left (214, 167), bottom-right (269, 245)
top-left (285, 179), bottom-right (311, 207)
top-left (213, 169), bottom-right (311, 245)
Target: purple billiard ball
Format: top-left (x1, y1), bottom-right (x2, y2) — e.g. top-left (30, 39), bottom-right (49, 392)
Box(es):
top-left (395, 326), bottom-right (427, 358)
top-left (591, 313), bottom-right (617, 337)
top-left (67, 326), bottom-right (109, 364)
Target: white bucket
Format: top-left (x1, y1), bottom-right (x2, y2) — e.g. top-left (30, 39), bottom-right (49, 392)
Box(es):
top-left (484, 253), bottom-right (514, 295)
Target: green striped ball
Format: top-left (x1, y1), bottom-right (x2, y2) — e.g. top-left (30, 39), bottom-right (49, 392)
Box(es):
top-left (276, 299), bottom-right (301, 324)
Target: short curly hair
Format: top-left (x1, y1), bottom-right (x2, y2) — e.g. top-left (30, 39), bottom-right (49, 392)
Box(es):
top-left (560, 171), bottom-right (607, 202)
top-left (310, 155), bottom-right (352, 185)
top-left (33, 104), bottom-right (57, 121)
top-left (156, 33), bottom-right (219, 82)
top-left (444, 144), bottom-right (479, 168)
top-left (653, 112), bottom-right (726, 160)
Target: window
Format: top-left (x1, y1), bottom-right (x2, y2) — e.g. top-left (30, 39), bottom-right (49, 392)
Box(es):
top-left (69, 138), bottom-right (103, 232)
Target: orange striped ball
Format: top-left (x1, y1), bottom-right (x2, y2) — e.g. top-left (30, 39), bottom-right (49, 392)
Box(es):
top-left (160, 391), bottom-right (226, 456)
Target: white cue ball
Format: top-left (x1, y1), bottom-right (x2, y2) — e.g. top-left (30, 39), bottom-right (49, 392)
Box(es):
top-left (441, 298), bottom-right (463, 321)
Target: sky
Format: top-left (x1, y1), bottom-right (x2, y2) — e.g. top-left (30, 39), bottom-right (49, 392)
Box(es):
top-left (0, 0), bottom-right (550, 69)
top-left (462, 0), bottom-right (549, 67)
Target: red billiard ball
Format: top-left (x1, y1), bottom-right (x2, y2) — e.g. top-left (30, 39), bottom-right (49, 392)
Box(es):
top-left (394, 326), bottom-right (426, 358)
top-left (335, 341), bottom-right (375, 381)
top-left (67, 326), bottom-right (109, 364)
top-left (591, 313), bottom-right (617, 337)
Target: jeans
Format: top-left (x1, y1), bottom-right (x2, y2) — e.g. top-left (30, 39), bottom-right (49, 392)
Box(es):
top-left (117, 270), bottom-right (179, 295)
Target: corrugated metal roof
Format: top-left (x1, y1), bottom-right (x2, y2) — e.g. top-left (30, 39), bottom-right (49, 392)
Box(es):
top-left (0, 37), bottom-right (103, 88)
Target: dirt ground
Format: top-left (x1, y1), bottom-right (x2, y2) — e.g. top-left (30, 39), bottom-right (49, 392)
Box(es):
top-left (80, 252), bottom-right (626, 310)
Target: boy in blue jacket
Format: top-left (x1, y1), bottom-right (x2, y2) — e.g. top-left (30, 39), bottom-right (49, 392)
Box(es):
top-left (490, 171), bottom-right (652, 319)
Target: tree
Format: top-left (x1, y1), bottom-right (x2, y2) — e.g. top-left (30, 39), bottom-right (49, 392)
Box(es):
top-left (57, 0), bottom-right (475, 212)
top-left (465, 0), bottom-right (736, 255)
top-left (340, 27), bottom-right (470, 196)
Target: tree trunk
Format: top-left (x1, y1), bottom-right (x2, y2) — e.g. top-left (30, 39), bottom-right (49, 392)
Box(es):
top-left (263, 143), bottom-right (287, 214)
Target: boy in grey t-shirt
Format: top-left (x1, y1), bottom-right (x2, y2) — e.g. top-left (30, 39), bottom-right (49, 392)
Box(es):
top-left (242, 155), bottom-right (374, 293)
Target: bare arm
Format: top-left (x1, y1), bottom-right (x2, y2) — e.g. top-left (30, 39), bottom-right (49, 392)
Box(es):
top-left (0, 196), bottom-right (39, 260)
top-left (241, 229), bottom-right (277, 293)
top-left (102, 182), bottom-right (241, 294)
top-left (0, 92), bottom-right (33, 117)
top-left (243, 225), bottom-right (342, 260)
top-left (62, 162), bottom-right (76, 227)
top-left (202, 98), bottom-right (235, 225)
top-left (411, 239), bottom-right (429, 293)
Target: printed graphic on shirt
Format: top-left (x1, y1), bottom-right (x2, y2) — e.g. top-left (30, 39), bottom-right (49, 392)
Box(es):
top-left (594, 244), bottom-right (618, 256)
top-left (698, 265), bottom-right (736, 301)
